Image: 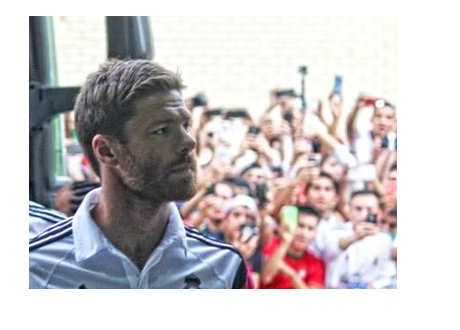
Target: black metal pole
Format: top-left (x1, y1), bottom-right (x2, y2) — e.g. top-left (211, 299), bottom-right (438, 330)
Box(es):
top-left (298, 65), bottom-right (308, 110)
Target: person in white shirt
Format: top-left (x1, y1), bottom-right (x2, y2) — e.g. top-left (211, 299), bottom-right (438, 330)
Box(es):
top-left (29, 59), bottom-right (254, 289)
top-left (346, 96), bottom-right (397, 192)
top-left (347, 97), bottom-right (397, 165)
top-left (306, 172), bottom-right (344, 259)
top-left (324, 189), bottom-right (396, 289)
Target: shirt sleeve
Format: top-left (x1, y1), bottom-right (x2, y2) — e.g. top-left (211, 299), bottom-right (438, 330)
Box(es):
top-left (323, 224), bottom-right (350, 262)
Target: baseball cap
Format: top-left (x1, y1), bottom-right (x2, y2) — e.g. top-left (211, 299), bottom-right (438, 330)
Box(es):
top-left (226, 195), bottom-right (258, 216)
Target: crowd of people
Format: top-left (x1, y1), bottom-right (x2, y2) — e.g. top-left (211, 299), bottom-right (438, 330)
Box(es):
top-left (30, 59), bottom-right (397, 289)
top-left (177, 87), bottom-right (397, 288)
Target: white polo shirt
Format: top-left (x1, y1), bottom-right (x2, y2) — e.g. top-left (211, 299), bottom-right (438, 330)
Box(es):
top-left (324, 222), bottom-right (396, 289)
top-left (29, 201), bottom-right (67, 239)
top-left (308, 213), bottom-right (344, 260)
top-left (29, 188), bottom-right (251, 289)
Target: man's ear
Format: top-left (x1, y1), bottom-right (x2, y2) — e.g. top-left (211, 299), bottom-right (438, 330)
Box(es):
top-left (92, 134), bottom-right (120, 168)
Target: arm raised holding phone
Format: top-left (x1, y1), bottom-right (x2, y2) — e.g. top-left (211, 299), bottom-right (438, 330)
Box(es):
top-left (261, 205), bottom-right (325, 289)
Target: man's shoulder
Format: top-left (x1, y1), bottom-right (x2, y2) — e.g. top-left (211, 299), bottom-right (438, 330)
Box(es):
top-left (29, 218), bottom-right (75, 288)
top-left (29, 201), bottom-right (69, 239)
top-left (29, 217), bottom-right (74, 254)
top-left (184, 226), bottom-right (243, 259)
top-left (374, 230), bottom-right (393, 247)
top-left (183, 226), bottom-right (253, 288)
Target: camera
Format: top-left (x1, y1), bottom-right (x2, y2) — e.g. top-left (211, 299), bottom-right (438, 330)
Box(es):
top-left (298, 66), bottom-right (308, 75)
top-left (240, 224), bottom-right (260, 242)
top-left (192, 93), bottom-right (208, 107)
top-left (366, 213), bottom-right (377, 224)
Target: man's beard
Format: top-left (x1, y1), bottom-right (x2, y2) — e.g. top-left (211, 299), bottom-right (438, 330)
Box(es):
top-left (118, 152), bottom-right (197, 203)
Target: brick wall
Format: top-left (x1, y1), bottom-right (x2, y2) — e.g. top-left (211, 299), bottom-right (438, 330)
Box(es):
top-left (53, 16), bottom-right (396, 128)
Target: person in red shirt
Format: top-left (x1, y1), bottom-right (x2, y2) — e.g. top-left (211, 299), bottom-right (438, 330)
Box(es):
top-left (260, 205), bottom-right (325, 289)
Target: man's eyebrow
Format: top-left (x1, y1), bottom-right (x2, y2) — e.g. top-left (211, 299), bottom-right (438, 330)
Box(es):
top-left (150, 118), bottom-right (175, 125)
top-left (151, 113), bottom-right (191, 125)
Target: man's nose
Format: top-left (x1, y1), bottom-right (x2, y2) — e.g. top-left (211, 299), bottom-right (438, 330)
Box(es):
top-left (177, 128), bottom-right (196, 154)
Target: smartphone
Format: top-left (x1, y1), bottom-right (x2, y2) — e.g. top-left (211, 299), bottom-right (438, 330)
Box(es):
top-left (276, 89), bottom-right (296, 98)
top-left (205, 108), bottom-right (222, 118)
top-left (192, 93), bottom-right (208, 107)
top-left (333, 75), bottom-right (343, 95)
top-left (255, 183), bottom-right (267, 206)
top-left (204, 183), bottom-right (215, 196)
top-left (226, 108), bottom-right (248, 119)
top-left (362, 98), bottom-right (377, 107)
top-left (240, 224), bottom-right (260, 242)
top-left (381, 135), bottom-right (389, 149)
top-left (366, 213), bottom-right (377, 224)
top-left (283, 112), bottom-right (293, 124)
top-left (281, 205), bottom-right (299, 233)
top-left (271, 165), bottom-right (283, 178)
top-left (308, 155), bottom-right (320, 167)
top-left (247, 125), bottom-right (261, 135)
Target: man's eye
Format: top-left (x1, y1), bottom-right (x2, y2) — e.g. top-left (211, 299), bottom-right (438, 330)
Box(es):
top-left (152, 127), bottom-right (167, 135)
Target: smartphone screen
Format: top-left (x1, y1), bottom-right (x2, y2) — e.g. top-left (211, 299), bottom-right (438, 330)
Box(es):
top-left (333, 75), bottom-right (343, 95)
top-left (281, 205), bottom-right (299, 233)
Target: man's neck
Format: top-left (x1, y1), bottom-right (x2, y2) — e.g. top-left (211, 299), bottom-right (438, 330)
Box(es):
top-left (91, 179), bottom-right (170, 271)
top-left (287, 248), bottom-right (305, 259)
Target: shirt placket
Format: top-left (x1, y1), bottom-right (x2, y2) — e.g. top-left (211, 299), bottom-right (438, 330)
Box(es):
top-left (137, 245), bottom-right (167, 288)
top-left (136, 236), bottom-right (183, 288)
top-left (112, 248), bottom-right (141, 288)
